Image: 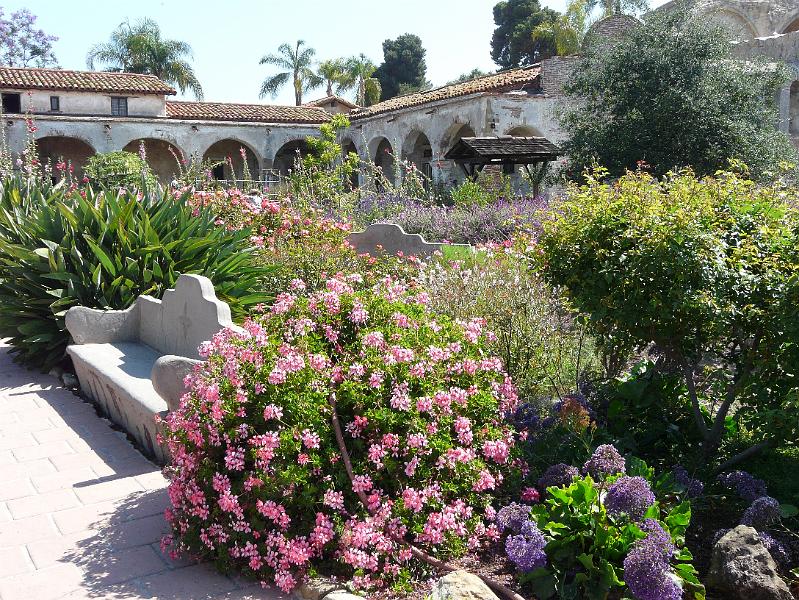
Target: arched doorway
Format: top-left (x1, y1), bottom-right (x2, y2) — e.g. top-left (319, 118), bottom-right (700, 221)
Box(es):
top-left (341, 138), bottom-right (360, 188)
top-left (122, 138), bottom-right (183, 184)
top-left (36, 136), bottom-right (95, 180)
top-left (202, 139), bottom-right (260, 182)
top-left (370, 137), bottom-right (395, 185)
top-left (402, 130), bottom-right (433, 181)
top-left (784, 15), bottom-right (799, 33)
top-left (790, 81), bottom-right (799, 136)
top-left (273, 140), bottom-right (309, 177)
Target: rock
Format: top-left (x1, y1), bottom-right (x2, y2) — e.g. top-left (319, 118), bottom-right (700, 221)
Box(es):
top-left (297, 577), bottom-right (344, 600)
top-left (707, 525), bottom-right (795, 600)
top-left (61, 372), bottom-right (79, 388)
top-left (431, 570), bottom-right (501, 600)
top-left (321, 593), bottom-right (362, 600)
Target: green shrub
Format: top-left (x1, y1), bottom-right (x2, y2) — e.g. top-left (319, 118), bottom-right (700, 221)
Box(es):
top-left (416, 240), bottom-right (599, 404)
top-left (0, 178), bottom-right (271, 370)
top-left (525, 473), bottom-right (703, 600)
top-left (84, 150), bottom-right (158, 190)
top-left (538, 168), bottom-right (799, 469)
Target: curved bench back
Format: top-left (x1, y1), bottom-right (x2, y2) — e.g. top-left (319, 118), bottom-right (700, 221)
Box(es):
top-left (137, 274), bottom-right (236, 360)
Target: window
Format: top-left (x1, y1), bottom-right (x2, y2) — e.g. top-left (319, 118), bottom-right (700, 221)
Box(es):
top-left (1, 93), bottom-right (21, 114)
top-left (111, 97), bottom-right (128, 116)
top-left (50, 96), bottom-right (60, 111)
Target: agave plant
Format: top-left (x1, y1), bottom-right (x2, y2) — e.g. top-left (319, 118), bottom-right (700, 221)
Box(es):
top-left (0, 177), bottom-right (272, 370)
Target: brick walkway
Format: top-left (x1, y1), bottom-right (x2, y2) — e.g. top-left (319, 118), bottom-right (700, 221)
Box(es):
top-left (0, 340), bottom-right (286, 600)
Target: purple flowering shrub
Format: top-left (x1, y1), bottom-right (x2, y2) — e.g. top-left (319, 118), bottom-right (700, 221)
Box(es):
top-left (161, 274), bottom-right (522, 593)
top-left (353, 193), bottom-right (550, 245)
top-left (497, 446), bottom-right (704, 599)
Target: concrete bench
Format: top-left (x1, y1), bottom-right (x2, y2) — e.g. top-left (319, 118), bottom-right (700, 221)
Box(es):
top-left (347, 223), bottom-right (472, 259)
top-left (65, 274), bottom-right (240, 463)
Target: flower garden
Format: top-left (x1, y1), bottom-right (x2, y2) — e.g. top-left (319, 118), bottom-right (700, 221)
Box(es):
top-left (0, 128), bottom-right (797, 600)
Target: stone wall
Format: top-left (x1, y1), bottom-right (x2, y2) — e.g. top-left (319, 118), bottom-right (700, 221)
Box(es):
top-left (6, 89), bottom-right (166, 118)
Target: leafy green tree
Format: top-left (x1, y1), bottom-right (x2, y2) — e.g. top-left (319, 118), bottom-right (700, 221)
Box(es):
top-left (561, 9), bottom-right (797, 180)
top-left (345, 53), bottom-right (382, 106)
top-left (317, 58), bottom-right (355, 97)
top-left (87, 18), bottom-right (203, 100)
top-left (539, 168), bottom-right (799, 469)
top-left (491, 0), bottom-right (560, 68)
top-left (531, 0), bottom-right (591, 56)
top-left (373, 34), bottom-right (427, 101)
top-left (587, 0), bottom-right (648, 17)
top-left (447, 68), bottom-right (492, 84)
top-left (259, 40), bottom-right (322, 106)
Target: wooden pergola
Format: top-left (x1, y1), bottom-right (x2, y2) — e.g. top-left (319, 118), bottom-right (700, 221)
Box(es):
top-left (444, 135), bottom-right (560, 181)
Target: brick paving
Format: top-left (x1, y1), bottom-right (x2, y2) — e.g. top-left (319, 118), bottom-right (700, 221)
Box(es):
top-left (0, 340), bottom-right (286, 600)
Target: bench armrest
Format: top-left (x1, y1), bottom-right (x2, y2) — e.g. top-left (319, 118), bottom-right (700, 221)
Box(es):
top-left (65, 305), bottom-right (139, 345)
top-left (151, 354), bottom-right (202, 412)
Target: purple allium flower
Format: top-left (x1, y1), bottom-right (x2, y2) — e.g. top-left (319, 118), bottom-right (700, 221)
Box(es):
top-left (583, 444), bottom-right (626, 479)
top-left (758, 532), bottom-right (791, 567)
top-left (740, 496), bottom-right (781, 529)
top-left (605, 476), bottom-right (656, 521)
top-left (537, 463), bottom-right (579, 491)
top-left (673, 466), bottom-right (704, 498)
top-left (639, 519), bottom-right (676, 557)
top-left (505, 520), bottom-right (547, 572)
top-left (717, 470), bottom-right (768, 502)
top-left (496, 502), bottom-right (532, 533)
top-left (623, 521), bottom-right (681, 600)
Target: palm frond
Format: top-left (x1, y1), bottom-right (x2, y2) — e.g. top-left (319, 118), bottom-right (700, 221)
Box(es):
top-left (259, 71), bottom-right (291, 99)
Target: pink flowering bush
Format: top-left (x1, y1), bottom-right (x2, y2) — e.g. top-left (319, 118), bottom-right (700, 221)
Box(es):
top-left (161, 274), bottom-right (522, 592)
top-left (189, 189), bottom-right (417, 293)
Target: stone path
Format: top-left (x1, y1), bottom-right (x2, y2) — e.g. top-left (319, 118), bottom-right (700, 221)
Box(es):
top-left (0, 340), bottom-right (286, 600)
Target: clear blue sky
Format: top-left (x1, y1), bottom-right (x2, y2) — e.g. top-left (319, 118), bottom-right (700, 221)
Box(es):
top-left (16, 0), bottom-right (667, 106)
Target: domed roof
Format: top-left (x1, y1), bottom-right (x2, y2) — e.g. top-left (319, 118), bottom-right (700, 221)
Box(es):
top-left (583, 14), bottom-right (642, 51)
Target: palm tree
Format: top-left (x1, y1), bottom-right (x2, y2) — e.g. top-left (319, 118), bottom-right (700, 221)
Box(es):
top-left (259, 40), bottom-right (322, 106)
top-left (532, 0), bottom-right (592, 56)
top-left (317, 58), bottom-right (355, 97)
top-left (86, 18), bottom-right (203, 100)
top-left (345, 54), bottom-right (382, 107)
top-left (586, 0), bottom-right (648, 17)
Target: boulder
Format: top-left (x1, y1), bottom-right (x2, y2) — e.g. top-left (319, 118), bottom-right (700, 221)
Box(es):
top-left (430, 570), bottom-right (501, 600)
top-left (296, 577), bottom-right (344, 600)
top-left (707, 525), bottom-right (794, 600)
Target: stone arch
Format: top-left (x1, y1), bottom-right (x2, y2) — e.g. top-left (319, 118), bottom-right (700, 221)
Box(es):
top-left (369, 136), bottom-right (396, 185)
top-left (401, 130), bottom-right (433, 180)
top-left (36, 136), bottom-right (95, 179)
top-left (441, 122), bottom-right (476, 154)
top-left (790, 81), bottom-right (799, 136)
top-left (707, 9), bottom-right (756, 40)
top-left (122, 138), bottom-right (184, 184)
top-left (202, 138), bottom-right (261, 181)
top-left (782, 14), bottom-right (799, 34)
top-left (272, 139), bottom-right (310, 177)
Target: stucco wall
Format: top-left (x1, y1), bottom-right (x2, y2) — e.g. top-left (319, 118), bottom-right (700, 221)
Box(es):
top-left (1, 89), bottom-right (166, 118)
top-left (3, 113), bottom-right (321, 183)
top-left (342, 90), bottom-right (563, 188)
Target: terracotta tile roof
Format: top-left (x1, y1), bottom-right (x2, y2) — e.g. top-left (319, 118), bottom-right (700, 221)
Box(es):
top-left (165, 101), bottom-right (330, 124)
top-left (0, 67), bottom-right (176, 95)
top-left (350, 66), bottom-right (542, 119)
top-left (304, 95), bottom-right (358, 109)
